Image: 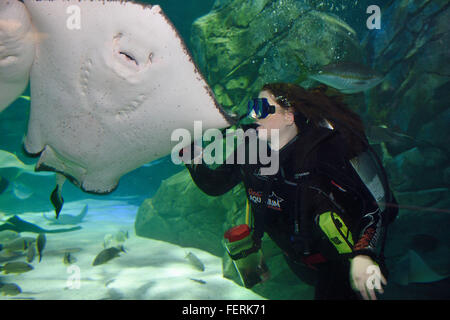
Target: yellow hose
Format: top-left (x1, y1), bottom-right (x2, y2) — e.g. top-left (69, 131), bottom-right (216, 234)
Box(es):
top-left (245, 199), bottom-right (250, 226)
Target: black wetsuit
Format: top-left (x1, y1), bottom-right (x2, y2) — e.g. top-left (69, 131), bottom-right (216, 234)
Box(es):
top-left (185, 125), bottom-right (388, 300)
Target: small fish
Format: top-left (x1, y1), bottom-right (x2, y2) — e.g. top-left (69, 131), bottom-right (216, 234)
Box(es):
top-left (185, 252), bottom-right (205, 272)
top-left (114, 230), bottom-right (129, 242)
top-left (1, 237), bottom-right (35, 252)
top-left (0, 251), bottom-right (23, 262)
top-left (36, 233), bottom-right (46, 263)
top-left (0, 150), bottom-right (53, 177)
top-left (294, 56), bottom-right (384, 94)
top-left (309, 11), bottom-right (357, 37)
top-left (104, 230), bottom-right (129, 248)
top-left (104, 279), bottom-right (116, 287)
top-left (12, 182), bottom-right (34, 200)
top-left (26, 245), bottom-right (36, 263)
top-left (0, 261), bottom-right (34, 274)
top-left (308, 62), bottom-right (384, 94)
top-left (19, 95), bottom-right (31, 101)
top-left (0, 230), bottom-right (20, 243)
top-left (189, 278), bottom-right (207, 285)
top-left (63, 252), bottom-right (77, 266)
top-left (0, 283), bottom-right (22, 296)
top-left (366, 125), bottom-right (415, 147)
top-left (92, 246), bottom-right (126, 266)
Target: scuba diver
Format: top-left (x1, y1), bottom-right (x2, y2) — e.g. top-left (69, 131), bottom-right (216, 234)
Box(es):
top-left (181, 83), bottom-right (397, 300)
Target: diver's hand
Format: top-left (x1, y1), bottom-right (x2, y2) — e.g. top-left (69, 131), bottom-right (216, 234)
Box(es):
top-left (350, 255), bottom-right (387, 300)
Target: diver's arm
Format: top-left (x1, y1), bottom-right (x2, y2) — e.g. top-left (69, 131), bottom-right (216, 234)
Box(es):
top-left (316, 132), bottom-right (387, 262)
top-left (339, 163), bottom-right (388, 300)
top-left (349, 184), bottom-right (385, 262)
top-left (185, 161), bottom-right (242, 196)
top-left (312, 134), bottom-right (388, 299)
top-left (180, 138), bottom-right (242, 196)
top-left (348, 189), bottom-right (388, 300)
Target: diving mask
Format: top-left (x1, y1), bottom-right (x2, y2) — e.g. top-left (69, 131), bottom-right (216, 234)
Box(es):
top-left (247, 98), bottom-right (276, 120)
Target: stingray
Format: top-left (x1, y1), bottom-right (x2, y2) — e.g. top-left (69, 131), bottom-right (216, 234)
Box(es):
top-left (0, 215), bottom-right (81, 234)
top-left (0, 0), bottom-right (35, 111)
top-left (43, 204), bottom-right (88, 225)
top-left (1, 0), bottom-right (232, 213)
top-left (390, 250), bottom-right (449, 286)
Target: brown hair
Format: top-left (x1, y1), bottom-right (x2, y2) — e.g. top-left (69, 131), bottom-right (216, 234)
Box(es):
top-left (261, 82), bottom-right (367, 158)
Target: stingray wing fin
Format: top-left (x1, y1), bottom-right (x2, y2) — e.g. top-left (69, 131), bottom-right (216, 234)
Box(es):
top-left (0, 0), bottom-right (35, 112)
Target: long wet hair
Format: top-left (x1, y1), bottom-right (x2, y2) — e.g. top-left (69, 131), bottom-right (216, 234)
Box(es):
top-left (262, 82), bottom-right (367, 159)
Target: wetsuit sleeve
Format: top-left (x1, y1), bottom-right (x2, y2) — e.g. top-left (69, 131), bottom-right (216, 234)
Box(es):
top-left (350, 188), bottom-right (385, 262)
top-left (185, 160), bottom-right (242, 197)
top-left (333, 146), bottom-right (386, 262)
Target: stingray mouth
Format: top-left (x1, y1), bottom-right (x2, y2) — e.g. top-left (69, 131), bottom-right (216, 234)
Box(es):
top-left (119, 51), bottom-right (139, 66)
top-left (115, 48), bottom-right (141, 70)
top-left (116, 50), bottom-right (153, 69)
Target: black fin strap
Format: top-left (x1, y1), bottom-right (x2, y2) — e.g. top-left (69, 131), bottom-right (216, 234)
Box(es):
top-left (227, 240), bottom-right (261, 261)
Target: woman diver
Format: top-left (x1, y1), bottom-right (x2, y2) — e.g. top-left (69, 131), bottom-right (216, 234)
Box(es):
top-left (181, 82), bottom-right (396, 300)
